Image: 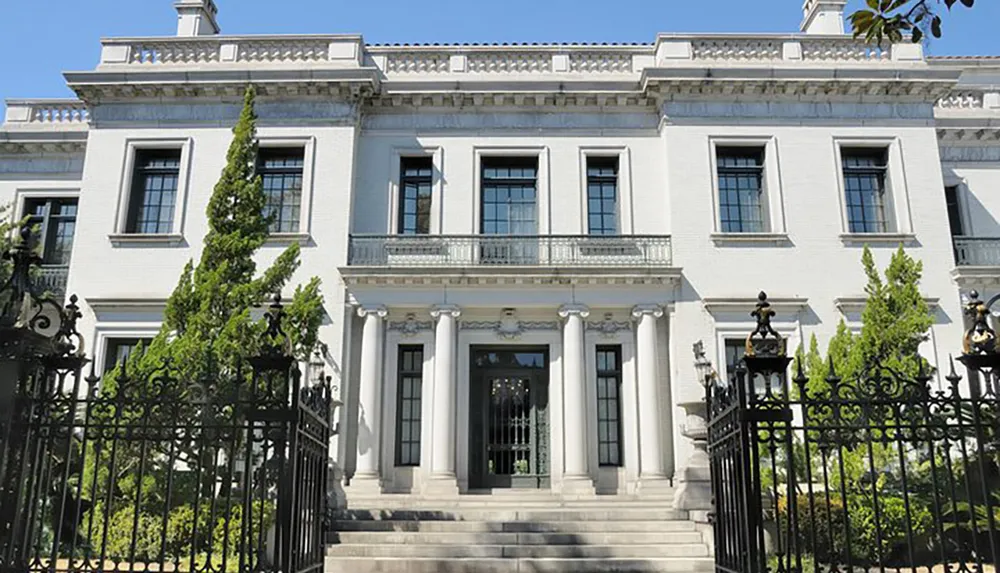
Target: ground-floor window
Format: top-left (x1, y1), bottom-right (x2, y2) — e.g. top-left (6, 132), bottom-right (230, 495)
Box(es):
top-left (595, 345), bottom-right (623, 467)
top-left (395, 345), bottom-right (423, 467)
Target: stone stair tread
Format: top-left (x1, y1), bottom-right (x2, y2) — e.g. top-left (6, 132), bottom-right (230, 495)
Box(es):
top-left (325, 543), bottom-right (711, 558)
top-left (330, 519), bottom-right (699, 532)
top-left (332, 531), bottom-right (707, 545)
top-left (324, 557), bottom-right (715, 573)
top-left (334, 509), bottom-right (690, 521)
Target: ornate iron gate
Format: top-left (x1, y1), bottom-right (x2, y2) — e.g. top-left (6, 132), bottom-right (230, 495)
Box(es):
top-left (707, 292), bottom-right (999, 573)
top-left (0, 237), bottom-right (331, 573)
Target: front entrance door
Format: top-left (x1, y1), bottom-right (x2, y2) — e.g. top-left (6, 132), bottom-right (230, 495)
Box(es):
top-left (469, 347), bottom-right (549, 489)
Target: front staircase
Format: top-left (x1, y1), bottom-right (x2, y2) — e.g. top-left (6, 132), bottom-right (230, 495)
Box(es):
top-left (326, 490), bottom-right (714, 572)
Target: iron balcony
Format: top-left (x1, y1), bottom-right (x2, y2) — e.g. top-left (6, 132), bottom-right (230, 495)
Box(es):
top-left (347, 234), bottom-right (673, 268)
top-left (37, 264), bottom-right (69, 299)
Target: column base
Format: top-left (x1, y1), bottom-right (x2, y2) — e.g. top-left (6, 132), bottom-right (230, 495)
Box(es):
top-left (422, 475), bottom-right (461, 498)
top-left (560, 475), bottom-right (596, 498)
top-left (346, 473), bottom-right (383, 497)
top-left (637, 475), bottom-right (674, 498)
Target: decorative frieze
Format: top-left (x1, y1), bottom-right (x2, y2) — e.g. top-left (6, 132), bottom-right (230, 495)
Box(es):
top-left (461, 309), bottom-right (559, 340)
top-left (586, 313), bottom-right (632, 339)
top-left (388, 313), bottom-right (433, 337)
top-left (939, 146), bottom-right (1000, 163)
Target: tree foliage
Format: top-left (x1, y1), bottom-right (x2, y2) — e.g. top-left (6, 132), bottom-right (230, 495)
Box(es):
top-left (850, 0), bottom-right (975, 45)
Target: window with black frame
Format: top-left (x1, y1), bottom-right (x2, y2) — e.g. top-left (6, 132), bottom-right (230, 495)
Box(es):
top-left (724, 338), bottom-right (747, 384)
top-left (595, 345), bottom-right (623, 467)
top-left (127, 149), bottom-right (182, 234)
top-left (842, 148), bottom-right (890, 233)
top-left (587, 157), bottom-right (619, 235)
top-left (396, 345), bottom-right (424, 466)
top-left (103, 337), bottom-right (153, 373)
top-left (480, 157), bottom-right (538, 264)
top-left (398, 157), bottom-right (433, 235)
top-left (716, 147), bottom-right (766, 233)
top-left (257, 148), bottom-right (305, 233)
top-left (24, 198), bottom-right (77, 265)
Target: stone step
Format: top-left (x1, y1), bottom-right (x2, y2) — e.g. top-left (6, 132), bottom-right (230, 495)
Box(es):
top-left (330, 519), bottom-right (699, 533)
top-left (332, 531), bottom-right (707, 546)
top-left (325, 543), bottom-right (711, 559)
top-left (325, 557), bottom-right (715, 573)
top-left (345, 499), bottom-right (679, 509)
top-left (334, 508), bottom-right (690, 522)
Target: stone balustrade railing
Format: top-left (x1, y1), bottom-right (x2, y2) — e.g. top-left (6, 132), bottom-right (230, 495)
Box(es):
top-left (3, 100), bottom-right (89, 128)
top-left (936, 90), bottom-right (1000, 111)
top-left (94, 34), bottom-right (922, 77)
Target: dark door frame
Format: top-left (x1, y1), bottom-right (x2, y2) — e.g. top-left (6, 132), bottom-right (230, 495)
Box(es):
top-left (468, 345), bottom-right (550, 489)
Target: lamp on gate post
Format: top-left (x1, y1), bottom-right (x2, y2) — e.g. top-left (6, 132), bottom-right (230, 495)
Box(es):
top-left (957, 291), bottom-right (1000, 393)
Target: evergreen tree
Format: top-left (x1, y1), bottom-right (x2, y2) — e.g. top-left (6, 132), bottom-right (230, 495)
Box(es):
top-left (113, 85), bottom-right (323, 387)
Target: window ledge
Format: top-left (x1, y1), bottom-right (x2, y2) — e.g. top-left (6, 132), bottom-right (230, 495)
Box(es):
top-left (711, 232), bottom-right (790, 245)
top-left (839, 233), bottom-right (916, 245)
top-left (264, 232), bottom-right (312, 246)
top-left (109, 233), bottom-right (184, 247)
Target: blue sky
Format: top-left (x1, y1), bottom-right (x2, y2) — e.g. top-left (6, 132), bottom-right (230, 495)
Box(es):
top-left (1, 0), bottom-right (997, 113)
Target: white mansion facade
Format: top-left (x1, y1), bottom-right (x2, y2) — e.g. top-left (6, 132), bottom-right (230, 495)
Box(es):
top-left (3, 0), bottom-right (1000, 504)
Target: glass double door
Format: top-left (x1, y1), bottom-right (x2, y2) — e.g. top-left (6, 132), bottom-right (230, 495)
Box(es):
top-left (469, 348), bottom-right (549, 489)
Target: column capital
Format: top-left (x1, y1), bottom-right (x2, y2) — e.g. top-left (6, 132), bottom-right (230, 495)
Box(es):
top-left (357, 305), bottom-right (388, 319)
top-left (430, 304), bottom-right (462, 320)
top-left (558, 304), bottom-right (591, 320)
top-left (631, 304), bottom-right (664, 320)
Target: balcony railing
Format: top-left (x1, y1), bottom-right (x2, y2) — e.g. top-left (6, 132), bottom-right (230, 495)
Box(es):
top-left (347, 235), bottom-right (672, 268)
top-left (953, 237), bottom-right (1000, 267)
top-left (36, 265), bottom-right (69, 299)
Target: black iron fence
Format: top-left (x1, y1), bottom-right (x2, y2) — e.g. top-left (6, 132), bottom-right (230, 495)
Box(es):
top-left (708, 293), bottom-right (1000, 573)
top-left (0, 235), bottom-right (331, 573)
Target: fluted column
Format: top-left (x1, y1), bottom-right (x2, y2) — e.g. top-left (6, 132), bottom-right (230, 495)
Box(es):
top-left (632, 304), bottom-right (666, 481)
top-left (559, 304), bottom-right (590, 484)
top-left (429, 305), bottom-right (461, 480)
top-left (354, 305), bottom-right (387, 482)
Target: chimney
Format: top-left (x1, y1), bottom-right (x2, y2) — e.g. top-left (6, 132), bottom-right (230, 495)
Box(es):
top-left (801, 0), bottom-right (847, 35)
top-left (175, 0), bottom-right (220, 36)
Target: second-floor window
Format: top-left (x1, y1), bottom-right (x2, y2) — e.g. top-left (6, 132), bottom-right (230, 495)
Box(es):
top-left (587, 157), bottom-right (619, 235)
top-left (842, 148), bottom-right (889, 234)
top-left (258, 148), bottom-right (305, 233)
top-left (127, 149), bottom-right (181, 234)
top-left (25, 198), bottom-right (77, 265)
top-left (481, 157), bottom-right (538, 235)
top-left (717, 147), bottom-right (766, 233)
top-left (398, 157), bottom-right (433, 235)
top-left (945, 185), bottom-right (964, 237)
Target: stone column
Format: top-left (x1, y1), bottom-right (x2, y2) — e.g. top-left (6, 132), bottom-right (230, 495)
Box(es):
top-left (632, 304), bottom-right (669, 490)
top-left (427, 305), bottom-right (461, 495)
top-left (559, 304), bottom-right (594, 495)
top-left (353, 305), bottom-right (387, 488)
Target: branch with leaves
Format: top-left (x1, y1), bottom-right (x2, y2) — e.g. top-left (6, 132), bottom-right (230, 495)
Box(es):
top-left (850, 0), bottom-right (975, 45)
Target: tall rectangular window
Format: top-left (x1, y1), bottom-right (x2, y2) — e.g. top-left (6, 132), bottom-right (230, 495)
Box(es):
top-left (595, 345), bottom-right (623, 467)
top-left (396, 346), bottom-right (423, 466)
top-left (481, 157), bottom-right (538, 236)
top-left (945, 186), bottom-right (964, 237)
top-left (398, 157), bottom-right (433, 235)
top-left (717, 147), bottom-right (766, 233)
top-left (258, 148), bottom-right (305, 233)
top-left (724, 338), bottom-right (747, 385)
top-left (127, 149), bottom-right (181, 234)
top-left (587, 157), bottom-right (619, 235)
top-left (842, 148), bottom-right (889, 233)
top-left (104, 337), bottom-right (153, 373)
top-left (25, 198), bottom-right (77, 265)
